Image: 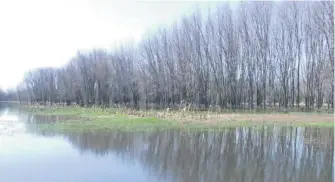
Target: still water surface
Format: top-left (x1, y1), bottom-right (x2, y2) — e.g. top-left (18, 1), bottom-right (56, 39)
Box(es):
top-left (0, 108), bottom-right (333, 182)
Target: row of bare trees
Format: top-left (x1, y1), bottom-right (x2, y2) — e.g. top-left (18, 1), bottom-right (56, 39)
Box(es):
top-left (15, 1), bottom-right (334, 111)
top-left (0, 89), bottom-right (4, 101)
top-left (0, 89), bottom-right (17, 102)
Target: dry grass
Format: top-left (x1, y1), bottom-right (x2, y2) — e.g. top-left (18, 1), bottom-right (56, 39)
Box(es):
top-left (203, 113), bottom-right (334, 124)
top-left (124, 108), bottom-right (334, 125)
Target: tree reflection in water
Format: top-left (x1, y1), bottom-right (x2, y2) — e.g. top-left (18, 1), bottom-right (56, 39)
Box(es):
top-left (46, 127), bottom-right (333, 182)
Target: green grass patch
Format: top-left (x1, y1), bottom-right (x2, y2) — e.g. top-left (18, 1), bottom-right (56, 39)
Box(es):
top-left (29, 117), bottom-right (334, 133)
top-left (30, 115), bottom-right (179, 133)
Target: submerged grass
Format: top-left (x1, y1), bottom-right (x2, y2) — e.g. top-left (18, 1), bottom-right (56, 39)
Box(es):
top-left (22, 106), bottom-right (114, 116)
top-left (22, 106), bottom-right (334, 132)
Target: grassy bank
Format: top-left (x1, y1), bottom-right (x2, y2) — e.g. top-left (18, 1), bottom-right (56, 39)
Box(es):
top-left (21, 106), bottom-right (334, 132)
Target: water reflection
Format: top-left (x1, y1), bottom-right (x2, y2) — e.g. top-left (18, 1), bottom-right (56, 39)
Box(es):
top-left (52, 127), bottom-right (333, 182)
top-left (0, 108), bottom-right (23, 135)
top-left (2, 108), bottom-right (333, 182)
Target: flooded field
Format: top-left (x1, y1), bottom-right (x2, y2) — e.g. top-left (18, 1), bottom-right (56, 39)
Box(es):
top-left (0, 107), bottom-right (334, 182)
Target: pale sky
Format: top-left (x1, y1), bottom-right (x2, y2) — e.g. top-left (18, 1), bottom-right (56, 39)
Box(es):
top-left (0, 0), bottom-right (220, 90)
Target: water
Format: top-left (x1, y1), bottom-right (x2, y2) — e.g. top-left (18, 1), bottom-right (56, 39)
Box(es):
top-left (0, 108), bottom-right (333, 182)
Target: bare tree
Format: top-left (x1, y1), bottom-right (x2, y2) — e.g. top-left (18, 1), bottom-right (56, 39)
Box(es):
top-left (15, 1), bottom-right (333, 112)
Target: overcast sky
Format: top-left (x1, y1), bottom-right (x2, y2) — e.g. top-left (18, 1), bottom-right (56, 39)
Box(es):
top-left (0, 0), bottom-right (224, 90)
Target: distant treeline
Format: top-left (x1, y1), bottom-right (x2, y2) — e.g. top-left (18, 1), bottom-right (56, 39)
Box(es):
top-left (13, 1), bottom-right (334, 111)
top-left (0, 90), bottom-right (17, 102)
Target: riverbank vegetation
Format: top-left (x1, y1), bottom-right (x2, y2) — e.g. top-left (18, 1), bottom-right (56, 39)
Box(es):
top-left (23, 106), bottom-right (334, 132)
top-left (3, 1), bottom-right (333, 115)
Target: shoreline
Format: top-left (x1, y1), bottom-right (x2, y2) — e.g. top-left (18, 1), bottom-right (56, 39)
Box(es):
top-left (19, 106), bottom-right (335, 132)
